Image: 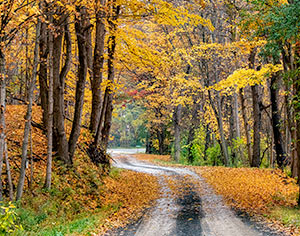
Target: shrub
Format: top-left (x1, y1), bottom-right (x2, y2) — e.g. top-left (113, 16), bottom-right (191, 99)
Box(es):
top-left (0, 203), bottom-right (23, 234)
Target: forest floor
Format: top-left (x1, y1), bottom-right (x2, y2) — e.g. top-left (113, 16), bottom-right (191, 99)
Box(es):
top-left (106, 151), bottom-right (300, 236)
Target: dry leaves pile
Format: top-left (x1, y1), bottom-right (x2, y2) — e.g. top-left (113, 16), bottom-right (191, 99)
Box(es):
top-left (192, 167), bottom-right (298, 214)
top-left (97, 171), bottom-right (160, 233)
top-left (134, 154), bottom-right (172, 163)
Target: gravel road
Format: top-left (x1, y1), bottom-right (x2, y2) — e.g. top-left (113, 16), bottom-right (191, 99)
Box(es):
top-left (107, 150), bottom-right (285, 236)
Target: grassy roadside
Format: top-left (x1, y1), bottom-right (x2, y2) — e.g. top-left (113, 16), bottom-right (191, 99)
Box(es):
top-left (14, 168), bottom-right (159, 235)
top-left (133, 153), bottom-right (300, 235)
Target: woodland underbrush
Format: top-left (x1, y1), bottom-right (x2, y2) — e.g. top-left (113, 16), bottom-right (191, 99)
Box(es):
top-left (1, 106), bottom-right (160, 235)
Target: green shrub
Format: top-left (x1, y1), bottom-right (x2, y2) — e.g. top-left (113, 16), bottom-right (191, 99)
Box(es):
top-left (0, 203), bottom-right (23, 234)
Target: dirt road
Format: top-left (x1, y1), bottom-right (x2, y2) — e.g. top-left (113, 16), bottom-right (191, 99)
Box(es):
top-left (108, 151), bottom-right (284, 236)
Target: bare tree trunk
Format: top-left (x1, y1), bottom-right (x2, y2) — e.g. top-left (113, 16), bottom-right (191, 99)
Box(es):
top-left (94, 92), bottom-right (108, 146)
top-left (157, 128), bottom-right (166, 155)
top-left (4, 142), bottom-right (13, 201)
top-left (68, 7), bottom-right (90, 159)
top-left (173, 104), bottom-right (182, 162)
top-left (0, 46), bottom-right (6, 201)
top-left (292, 127), bottom-right (298, 177)
top-left (16, 20), bottom-right (41, 201)
top-left (251, 84), bottom-right (262, 167)
top-left (53, 15), bottom-right (72, 165)
top-left (248, 48), bottom-right (262, 167)
top-left (216, 93), bottom-right (229, 166)
top-left (209, 90), bottom-right (229, 166)
top-left (293, 49), bottom-right (300, 206)
top-left (100, 2), bottom-right (120, 150)
top-left (39, 20), bottom-right (49, 129)
top-left (233, 92), bottom-right (241, 139)
top-left (270, 72), bottom-right (286, 168)
top-left (45, 22), bottom-right (54, 189)
top-left (90, 0), bottom-right (106, 134)
top-left (239, 88), bottom-right (252, 164)
top-left (29, 126), bottom-right (33, 188)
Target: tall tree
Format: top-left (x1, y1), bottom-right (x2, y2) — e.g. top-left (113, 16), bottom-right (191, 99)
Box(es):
top-left (52, 13), bottom-right (72, 165)
top-left (90, 0), bottom-right (106, 134)
top-left (68, 6), bottom-right (91, 159)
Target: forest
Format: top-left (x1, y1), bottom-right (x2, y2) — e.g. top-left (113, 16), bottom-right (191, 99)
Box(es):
top-left (0, 0), bottom-right (300, 235)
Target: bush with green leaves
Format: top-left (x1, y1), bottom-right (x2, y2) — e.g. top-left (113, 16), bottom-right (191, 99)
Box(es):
top-left (0, 203), bottom-right (23, 234)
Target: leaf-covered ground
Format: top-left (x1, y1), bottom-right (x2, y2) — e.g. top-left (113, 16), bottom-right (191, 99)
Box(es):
top-left (4, 105), bottom-right (160, 235)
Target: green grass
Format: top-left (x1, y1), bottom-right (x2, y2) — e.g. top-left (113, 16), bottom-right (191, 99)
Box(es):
top-left (12, 168), bottom-right (125, 236)
top-left (269, 206), bottom-right (300, 227)
top-left (14, 202), bottom-right (120, 236)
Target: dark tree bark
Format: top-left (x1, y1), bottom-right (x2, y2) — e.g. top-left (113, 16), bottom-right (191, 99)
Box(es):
top-left (157, 128), bottom-right (166, 155)
top-left (270, 72), bottom-right (286, 168)
top-left (249, 48), bottom-right (262, 168)
top-left (146, 131), bottom-right (154, 154)
top-left (53, 15), bottom-right (72, 165)
top-left (100, 2), bottom-right (120, 150)
top-left (0, 48), bottom-right (5, 201)
top-left (204, 125), bottom-right (211, 161)
top-left (90, 0), bottom-right (106, 134)
top-left (293, 44), bottom-right (300, 205)
top-left (68, 7), bottom-right (90, 159)
top-left (173, 104), bottom-right (182, 162)
top-left (251, 88), bottom-right (262, 167)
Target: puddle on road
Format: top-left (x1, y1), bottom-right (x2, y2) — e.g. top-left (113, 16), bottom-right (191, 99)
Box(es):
top-left (175, 187), bottom-right (203, 236)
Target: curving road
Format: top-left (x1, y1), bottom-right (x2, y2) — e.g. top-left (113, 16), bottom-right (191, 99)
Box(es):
top-left (107, 149), bottom-right (285, 236)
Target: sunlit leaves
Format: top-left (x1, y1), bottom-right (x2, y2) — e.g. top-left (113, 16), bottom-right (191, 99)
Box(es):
top-left (211, 64), bottom-right (284, 94)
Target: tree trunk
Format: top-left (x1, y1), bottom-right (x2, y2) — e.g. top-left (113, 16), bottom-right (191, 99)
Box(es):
top-left (233, 92), bottom-right (240, 139)
top-left (239, 88), bottom-right (252, 164)
top-left (157, 129), bottom-right (166, 155)
top-left (209, 90), bottom-right (229, 166)
top-left (216, 93), bottom-right (229, 166)
top-left (94, 91), bottom-right (108, 146)
top-left (146, 131), bottom-right (154, 154)
top-left (4, 142), bottom-right (13, 201)
top-left (187, 127), bottom-right (195, 163)
top-left (294, 46), bottom-right (300, 206)
top-left (45, 20), bottom-right (54, 189)
top-left (173, 104), bottom-right (182, 162)
top-left (270, 72), bottom-right (286, 168)
top-left (204, 125), bottom-right (211, 160)
top-left (68, 7), bottom-right (90, 159)
top-left (29, 126), bottom-right (33, 188)
top-left (100, 3), bottom-right (120, 150)
top-left (53, 15), bottom-right (72, 165)
top-left (90, 0), bottom-right (106, 134)
top-left (39, 20), bottom-right (49, 129)
top-left (248, 48), bottom-right (262, 167)
top-left (16, 20), bottom-right (41, 201)
top-left (251, 84), bottom-right (262, 167)
top-left (0, 45), bottom-right (6, 201)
